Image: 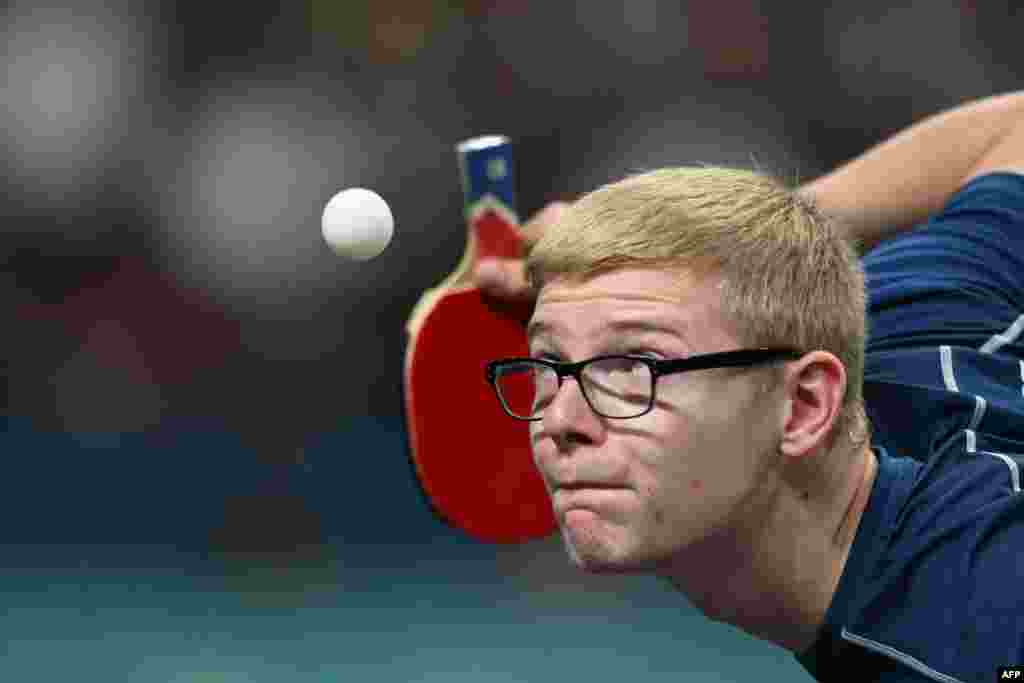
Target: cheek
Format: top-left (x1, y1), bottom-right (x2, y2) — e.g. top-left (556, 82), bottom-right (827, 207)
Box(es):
top-left (529, 429), bottom-right (557, 487)
top-left (632, 440), bottom-right (700, 524)
top-left (652, 504), bottom-right (666, 526)
top-left (635, 408), bottom-right (734, 518)
top-left (644, 410), bottom-right (705, 483)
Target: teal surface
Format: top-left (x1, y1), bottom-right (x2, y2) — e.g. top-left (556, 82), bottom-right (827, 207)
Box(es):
top-left (0, 417), bottom-right (812, 681)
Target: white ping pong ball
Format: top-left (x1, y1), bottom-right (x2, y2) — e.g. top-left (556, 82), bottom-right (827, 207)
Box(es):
top-left (321, 188), bottom-right (394, 260)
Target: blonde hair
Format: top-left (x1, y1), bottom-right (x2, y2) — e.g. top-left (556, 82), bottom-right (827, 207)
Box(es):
top-left (525, 166), bottom-right (870, 454)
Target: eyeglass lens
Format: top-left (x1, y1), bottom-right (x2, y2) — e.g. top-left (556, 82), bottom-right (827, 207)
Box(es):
top-left (494, 357), bottom-right (654, 419)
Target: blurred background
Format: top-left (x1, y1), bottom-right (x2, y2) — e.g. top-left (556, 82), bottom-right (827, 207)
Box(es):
top-left (1, 0), bottom-right (1020, 680)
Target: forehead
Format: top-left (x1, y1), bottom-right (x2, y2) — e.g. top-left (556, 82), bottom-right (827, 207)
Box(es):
top-left (529, 267), bottom-right (726, 344)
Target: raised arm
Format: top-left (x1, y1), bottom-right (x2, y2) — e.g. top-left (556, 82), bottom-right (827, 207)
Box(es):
top-left (799, 91), bottom-right (1024, 253)
top-left (476, 92), bottom-right (1024, 298)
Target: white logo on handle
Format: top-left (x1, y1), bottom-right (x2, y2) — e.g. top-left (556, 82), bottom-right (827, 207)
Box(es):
top-left (487, 158), bottom-right (507, 182)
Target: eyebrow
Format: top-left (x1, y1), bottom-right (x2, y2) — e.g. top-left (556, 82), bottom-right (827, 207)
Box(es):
top-left (526, 318), bottom-right (689, 344)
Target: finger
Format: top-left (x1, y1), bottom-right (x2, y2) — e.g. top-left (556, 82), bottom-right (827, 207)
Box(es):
top-left (520, 200), bottom-right (570, 245)
top-left (475, 258), bottom-right (533, 301)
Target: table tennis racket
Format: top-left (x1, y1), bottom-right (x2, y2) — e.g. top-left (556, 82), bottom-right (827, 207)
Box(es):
top-left (403, 135), bottom-right (557, 544)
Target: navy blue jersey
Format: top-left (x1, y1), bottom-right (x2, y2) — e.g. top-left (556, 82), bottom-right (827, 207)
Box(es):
top-left (796, 173), bottom-right (1024, 682)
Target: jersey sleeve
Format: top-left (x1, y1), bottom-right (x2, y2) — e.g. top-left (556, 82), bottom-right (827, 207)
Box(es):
top-left (863, 172), bottom-right (1024, 356)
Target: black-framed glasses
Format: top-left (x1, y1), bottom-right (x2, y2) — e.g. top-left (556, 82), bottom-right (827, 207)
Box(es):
top-left (485, 348), bottom-right (804, 421)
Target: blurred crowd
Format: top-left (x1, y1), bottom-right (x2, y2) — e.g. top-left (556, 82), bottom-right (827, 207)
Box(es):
top-left (3, 0), bottom-right (1022, 456)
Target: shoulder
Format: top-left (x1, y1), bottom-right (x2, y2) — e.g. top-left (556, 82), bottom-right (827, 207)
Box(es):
top-left (861, 171), bottom-right (1024, 255)
top-left (939, 170), bottom-right (1024, 216)
top-left (798, 625), bottom-right (982, 682)
top-left (832, 436), bottom-right (1024, 683)
top-left (861, 171), bottom-right (1024, 352)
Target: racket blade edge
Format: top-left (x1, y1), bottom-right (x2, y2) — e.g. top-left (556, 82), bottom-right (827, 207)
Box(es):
top-left (404, 287), bottom-right (556, 543)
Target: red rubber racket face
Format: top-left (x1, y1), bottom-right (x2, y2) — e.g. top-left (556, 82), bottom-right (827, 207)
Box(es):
top-left (404, 288), bottom-right (557, 543)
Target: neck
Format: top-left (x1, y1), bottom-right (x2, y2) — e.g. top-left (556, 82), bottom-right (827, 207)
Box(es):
top-left (659, 441), bottom-right (877, 653)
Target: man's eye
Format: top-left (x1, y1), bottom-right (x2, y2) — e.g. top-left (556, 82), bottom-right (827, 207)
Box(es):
top-left (624, 350), bottom-right (661, 359)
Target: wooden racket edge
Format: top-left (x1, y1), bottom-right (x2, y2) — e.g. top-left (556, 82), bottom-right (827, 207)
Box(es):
top-left (405, 223), bottom-right (480, 339)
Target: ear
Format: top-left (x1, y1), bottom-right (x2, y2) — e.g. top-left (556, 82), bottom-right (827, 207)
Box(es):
top-left (778, 351), bottom-right (846, 460)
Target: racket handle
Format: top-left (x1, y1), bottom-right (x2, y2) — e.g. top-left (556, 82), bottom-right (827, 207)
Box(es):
top-left (456, 135), bottom-right (523, 263)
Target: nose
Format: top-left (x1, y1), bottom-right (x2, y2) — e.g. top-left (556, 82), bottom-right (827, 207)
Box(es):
top-left (541, 374), bottom-right (600, 447)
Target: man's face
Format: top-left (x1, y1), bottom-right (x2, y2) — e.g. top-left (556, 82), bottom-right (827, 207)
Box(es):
top-left (527, 267), bottom-right (782, 574)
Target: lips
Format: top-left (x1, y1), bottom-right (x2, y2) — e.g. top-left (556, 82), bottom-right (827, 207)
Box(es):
top-left (553, 484), bottom-right (626, 516)
top-left (557, 482), bottom-right (622, 491)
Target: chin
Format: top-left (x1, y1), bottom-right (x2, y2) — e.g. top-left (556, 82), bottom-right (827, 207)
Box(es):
top-left (560, 523), bottom-right (662, 575)
top-left (573, 558), bottom-right (646, 575)
top-left (567, 548), bottom-right (665, 575)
